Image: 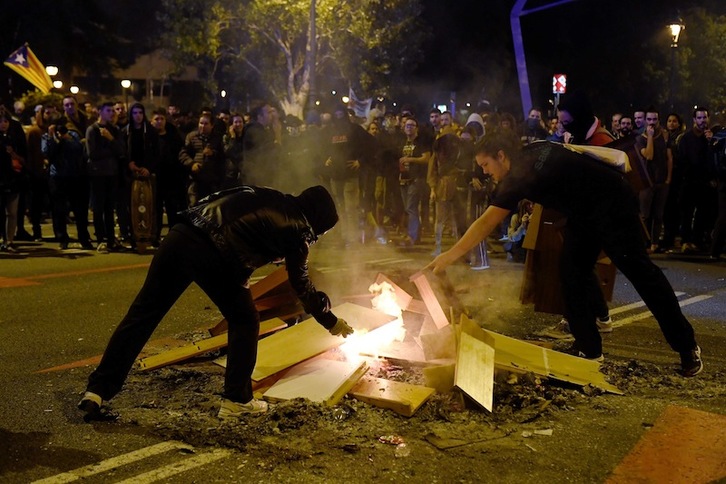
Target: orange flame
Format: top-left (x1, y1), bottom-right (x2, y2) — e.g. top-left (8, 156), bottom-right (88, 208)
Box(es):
top-left (340, 282), bottom-right (406, 362)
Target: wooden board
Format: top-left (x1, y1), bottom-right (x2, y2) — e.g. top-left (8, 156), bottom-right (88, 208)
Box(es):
top-left (241, 303), bottom-right (396, 381)
top-left (137, 318), bottom-right (287, 371)
top-left (130, 176), bottom-right (155, 250)
top-left (349, 376), bottom-right (435, 417)
top-left (374, 273), bottom-right (413, 310)
top-left (410, 271), bottom-right (449, 329)
top-left (455, 317), bottom-right (495, 411)
top-left (263, 358), bottom-right (368, 406)
top-left (422, 362), bottom-right (456, 394)
top-left (466, 316), bottom-right (622, 394)
top-left (420, 324), bottom-right (457, 361)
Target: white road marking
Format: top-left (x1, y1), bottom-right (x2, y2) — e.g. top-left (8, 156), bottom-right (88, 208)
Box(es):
top-left (32, 441), bottom-right (194, 483)
top-left (611, 295), bottom-right (712, 328)
top-left (115, 448), bottom-right (232, 484)
top-left (609, 292), bottom-right (685, 316)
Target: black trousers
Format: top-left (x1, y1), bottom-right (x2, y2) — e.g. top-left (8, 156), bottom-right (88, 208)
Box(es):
top-left (560, 184), bottom-right (697, 357)
top-left (86, 223), bottom-right (259, 403)
top-left (49, 177), bottom-right (91, 243)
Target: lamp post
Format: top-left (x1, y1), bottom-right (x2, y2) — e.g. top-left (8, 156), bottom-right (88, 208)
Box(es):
top-left (121, 79), bottom-right (131, 111)
top-left (668, 18), bottom-right (685, 111)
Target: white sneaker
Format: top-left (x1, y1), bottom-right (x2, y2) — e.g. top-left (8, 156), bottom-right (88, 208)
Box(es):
top-left (577, 351), bottom-right (605, 363)
top-left (218, 398), bottom-right (268, 418)
top-left (597, 316), bottom-right (613, 333)
top-left (539, 318), bottom-right (574, 340)
top-left (96, 242), bottom-right (109, 254)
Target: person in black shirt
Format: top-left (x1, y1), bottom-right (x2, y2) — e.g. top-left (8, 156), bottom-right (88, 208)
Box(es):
top-left (426, 129), bottom-right (703, 377)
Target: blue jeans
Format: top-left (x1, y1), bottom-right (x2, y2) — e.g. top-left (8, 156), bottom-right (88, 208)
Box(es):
top-left (401, 177), bottom-right (426, 241)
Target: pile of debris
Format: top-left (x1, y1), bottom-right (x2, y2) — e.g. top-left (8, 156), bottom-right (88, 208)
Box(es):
top-left (134, 268), bottom-right (621, 418)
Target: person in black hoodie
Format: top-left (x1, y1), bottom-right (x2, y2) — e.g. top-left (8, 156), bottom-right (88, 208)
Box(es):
top-left (78, 185), bottom-right (353, 421)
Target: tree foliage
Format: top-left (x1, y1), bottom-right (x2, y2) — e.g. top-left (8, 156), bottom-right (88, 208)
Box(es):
top-left (157, 0), bottom-right (427, 117)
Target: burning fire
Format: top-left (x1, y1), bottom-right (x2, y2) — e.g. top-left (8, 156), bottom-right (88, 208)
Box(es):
top-left (340, 282), bottom-right (406, 362)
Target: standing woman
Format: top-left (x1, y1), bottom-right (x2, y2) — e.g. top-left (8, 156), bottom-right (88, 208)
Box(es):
top-left (0, 111), bottom-right (26, 252)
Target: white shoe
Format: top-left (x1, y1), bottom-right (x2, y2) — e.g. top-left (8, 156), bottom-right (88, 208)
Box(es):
top-left (539, 318), bottom-right (574, 340)
top-left (577, 351), bottom-right (605, 363)
top-left (597, 316), bottom-right (613, 333)
top-left (218, 398), bottom-right (268, 418)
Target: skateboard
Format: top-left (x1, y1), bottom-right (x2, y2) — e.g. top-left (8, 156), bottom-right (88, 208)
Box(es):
top-left (130, 175), bottom-right (155, 253)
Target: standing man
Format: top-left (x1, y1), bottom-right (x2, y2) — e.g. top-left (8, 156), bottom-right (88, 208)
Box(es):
top-left (519, 108), bottom-right (549, 146)
top-left (610, 113), bottom-right (623, 139)
top-left (678, 108), bottom-right (717, 253)
top-left (241, 102), bottom-right (275, 186)
top-left (427, 132), bottom-right (703, 377)
top-left (398, 117), bottom-right (431, 246)
top-left (150, 109), bottom-right (186, 239)
top-left (321, 103), bottom-right (372, 247)
top-left (633, 109), bottom-right (646, 136)
top-left (86, 102), bottom-right (125, 253)
top-left (635, 108), bottom-right (672, 253)
top-left (78, 185), bottom-right (353, 421)
top-left (179, 113), bottom-right (225, 207)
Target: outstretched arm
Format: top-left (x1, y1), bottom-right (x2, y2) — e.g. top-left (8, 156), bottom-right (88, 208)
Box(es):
top-left (425, 205), bottom-right (511, 273)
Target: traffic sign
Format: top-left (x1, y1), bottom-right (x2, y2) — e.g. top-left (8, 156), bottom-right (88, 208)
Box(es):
top-left (553, 74), bottom-right (567, 94)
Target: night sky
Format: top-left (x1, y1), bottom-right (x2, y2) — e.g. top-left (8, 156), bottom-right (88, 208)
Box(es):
top-left (415, 0), bottom-right (726, 119)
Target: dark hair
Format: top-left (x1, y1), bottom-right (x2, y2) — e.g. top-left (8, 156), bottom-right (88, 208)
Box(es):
top-left (98, 101), bottom-right (115, 110)
top-left (644, 105), bottom-right (659, 115)
top-left (693, 106), bottom-right (709, 117)
top-left (666, 112), bottom-right (683, 126)
top-left (429, 108), bottom-right (442, 115)
top-left (474, 127), bottom-right (521, 159)
top-left (250, 102), bottom-right (269, 121)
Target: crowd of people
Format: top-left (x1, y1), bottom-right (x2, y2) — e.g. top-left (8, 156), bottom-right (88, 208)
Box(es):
top-left (1, 94), bottom-right (725, 262)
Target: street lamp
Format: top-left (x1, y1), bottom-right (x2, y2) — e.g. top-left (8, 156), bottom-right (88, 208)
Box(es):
top-left (53, 80), bottom-right (63, 89)
top-left (668, 18), bottom-right (685, 110)
top-left (70, 85), bottom-right (79, 95)
top-left (121, 79), bottom-right (131, 111)
top-left (46, 65), bottom-right (58, 77)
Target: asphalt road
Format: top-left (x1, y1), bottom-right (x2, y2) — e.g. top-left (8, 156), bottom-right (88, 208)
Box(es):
top-left (1, 229), bottom-right (725, 482)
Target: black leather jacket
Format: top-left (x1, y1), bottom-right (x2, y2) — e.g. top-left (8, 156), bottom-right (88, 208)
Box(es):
top-left (181, 185), bottom-right (337, 328)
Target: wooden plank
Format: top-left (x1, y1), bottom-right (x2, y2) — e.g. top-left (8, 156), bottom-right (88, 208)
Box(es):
top-left (349, 376), bottom-right (435, 417)
top-left (137, 318), bottom-right (286, 371)
top-left (455, 317), bottom-right (495, 411)
top-left (422, 362), bottom-right (455, 394)
top-left (263, 358), bottom-right (368, 406)
top-left (468, 318), bottom-right (623, 394)
top-left (250, 266), bottom-right (291, 299)
top-left (406, 299), bottom-right (429, 316)
top-left (374, 273), bottom-right (413, 310)
top-left (410, 271), bottom-right (449, 329)
top-left (247, 303), bottom-right (396, 381)
top-left (420, 324), bottom-right (457, 360)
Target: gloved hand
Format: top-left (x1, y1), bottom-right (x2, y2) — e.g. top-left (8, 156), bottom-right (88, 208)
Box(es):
top-left (329, 318), bottom-right (354, 338)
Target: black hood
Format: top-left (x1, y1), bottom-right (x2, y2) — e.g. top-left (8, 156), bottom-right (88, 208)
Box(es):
top-left (295, 186), bottom-right (338, 237)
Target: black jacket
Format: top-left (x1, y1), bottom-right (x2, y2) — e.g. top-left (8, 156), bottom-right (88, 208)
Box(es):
top-left (181, 185), bottom-right (338, 328)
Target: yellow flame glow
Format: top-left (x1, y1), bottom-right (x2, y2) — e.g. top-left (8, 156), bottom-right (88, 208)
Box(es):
top-left (340, 282), bottom-right (406, 362)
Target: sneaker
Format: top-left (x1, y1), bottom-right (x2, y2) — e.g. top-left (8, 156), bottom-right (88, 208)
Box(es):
top-left (4, 244), bottom-right (18, 253)
top-left (59, 241), bottom-right (69, 250)
top-left (577, 351), bottom-right (605, 363)
top-left (539, 318), bottom-right (575, 340)
top-left (679, 345), bottom-right (703, 377)
top-left (77, 391), bottom-right (117, 422)
top-left (681, 242), bottom-right (698, 254)
top-left (96, 242), bottom-right (109, 254)
top-left (596, 316), bottom-right (613, 333)
top-left (218, 398), bottom-right (268, 418)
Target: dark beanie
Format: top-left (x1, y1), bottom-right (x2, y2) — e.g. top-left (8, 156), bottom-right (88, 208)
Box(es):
top-left (294, 185), bottom-right (339, 237)
top-left (558, 90), bottom-right (595, 142)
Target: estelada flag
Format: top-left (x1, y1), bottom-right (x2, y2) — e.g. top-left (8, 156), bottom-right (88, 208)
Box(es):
top-left (4, 43), bottom-right (53, 93)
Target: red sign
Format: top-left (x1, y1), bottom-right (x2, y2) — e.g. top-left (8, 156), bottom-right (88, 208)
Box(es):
top-left (553, 74), bottom-right (567, 94)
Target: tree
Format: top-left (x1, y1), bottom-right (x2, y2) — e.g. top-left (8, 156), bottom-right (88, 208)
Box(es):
top-left (157, 0), bottom-right (427, 118)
